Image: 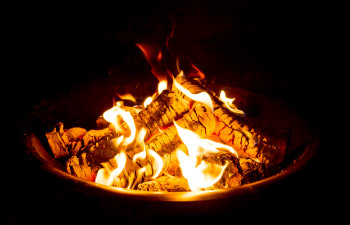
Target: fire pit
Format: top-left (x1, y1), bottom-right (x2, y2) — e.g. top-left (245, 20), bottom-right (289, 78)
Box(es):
top-left (18, 37), bottom-right (321, 225)
top-left (23, 61), bottom-right (318, 221)
top-left (25, 49), bottom-right (317, 201)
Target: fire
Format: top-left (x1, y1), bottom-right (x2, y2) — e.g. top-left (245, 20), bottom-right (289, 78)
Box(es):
top-left (173, 71), bottom-right (213, 111)
top-left (42, 27), bottom-right (289, 194)
top-left (95, 71), bottom-right (243, 191)
top-left (102, 104), bottom-right (136, 146)
top-left (143, 80), bottom-right (168, 107)
top-left (116, 93), bottom-right (136, 104)
top-left (158, 80), bottom-right (167, 94)
top-left (174, 121), bottom-right (237, 191)
top-left (143, 97), bottom-right (153, 107)
top-left (48, 38), bottom-right (283, 193)
top-left (219, 90), bottom-right (245, 115)
top-left (95, 150), bottom-right (126, 186)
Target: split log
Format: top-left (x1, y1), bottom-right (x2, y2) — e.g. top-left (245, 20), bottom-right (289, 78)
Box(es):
top-left (66, 155), bottom-right (100, 181)
top-left (104, 148), bottom-right (181, 189)
top-left (172, 75), bottom-right (287, 166)
top-left (137, 90), bottom-right (189, 139)
top-left (73, 131), bottom-right (119, 167)
top-left (137, 175), bottom-right (190, 192)
top-left (46, 121), bottom-right (119, 159)
top-left (146, 103), bottom-right (216, 155)
top-left (46, 122), bottom-right (87, 158)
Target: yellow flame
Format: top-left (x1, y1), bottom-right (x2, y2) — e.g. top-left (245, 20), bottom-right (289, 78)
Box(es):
top-left (143, 96), bottom-right (153, 107)
top-left (148, 149), bottom-right (163, 179)
top-left (176, 150), bottom-right (228, 191)
top-left (103, 106), bottom-right (136, 146)
top-left (95, 151), bottom-right (127, 186)
top-left (116, 93), bottom-right (136, 103)
top-left (132, 128), bottom-right (163, 179)
top-left (158, 80), bottom-right (167, 94)
top-left (133, 128), bottom-right (147, 163)
top-left (174, 121), bottom-right (238, 191)
top-left (173, 72), bottom-right (213, 111)
top-left (219, 90), bottom-right (245, 115)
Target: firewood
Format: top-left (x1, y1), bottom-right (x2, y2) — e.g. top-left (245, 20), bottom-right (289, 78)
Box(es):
top-left (202, 151), bottom-right (243, 189)
top-left (239, 157), bottom-right (265, 184)
top-left (137, 175), bottom-right (190, 192)
top-left (46, 122), bottom-right (87, 158)
top-left (75, 131), bottom-right (119, 167)
top-left (172, 75), bottom-right (286, 166)
top-left (107, 148), bottom-right (181, 189)
top-left (146, 103), bottom-right (216, 155)
top-left (66, 155), bottom-right (99, 181)
top-left (47, 73), bottom-right (288, 191)
top-left (137, 90), bottom-right (189, 139)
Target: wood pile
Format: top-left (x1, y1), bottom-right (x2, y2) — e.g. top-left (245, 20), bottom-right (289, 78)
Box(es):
top-left (46, 75), bottom-right (288, 191)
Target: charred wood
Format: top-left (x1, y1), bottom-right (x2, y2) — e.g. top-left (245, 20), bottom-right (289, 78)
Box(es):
top-left (172, 75), bottom-right (287, 166)
top-left (137, 175), bottom-right (190, 192)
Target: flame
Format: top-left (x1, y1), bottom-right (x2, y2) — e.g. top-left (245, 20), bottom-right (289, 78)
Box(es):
top-left (116, 93), bottom-right (136, 103)
top-left (95, 150), bottom-right (127, 186)
top-left (143, 97), bottom-right (153, 107)
top-left (174, 121), bottom-right (238, 191)
top-left (219, 90), bottom-right (245, 115)
top-left (103, 105), bottom-right (136, 146)
top-left (132, 128), bottom-right (164, 179)
top-left (143, 80), bottom-right (167, 108)
top-left (188, 63), bottom-right (205, 80)
top-left (158, 80), bottom-right (167, 94)
top-left (136, 43), bottom-right (170, 82)
top-left (173, 72), bottom-right (213, 111)
top-left (92, 38), bottom-right (250, 192)
top-left (148, 149), bottom-right (163, 179)
top-left (133, 128), bottom-right (147, 163)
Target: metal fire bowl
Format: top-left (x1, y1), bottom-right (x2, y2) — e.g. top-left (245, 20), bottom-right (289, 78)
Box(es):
top-left (25, 78), bottom-right (319, 205)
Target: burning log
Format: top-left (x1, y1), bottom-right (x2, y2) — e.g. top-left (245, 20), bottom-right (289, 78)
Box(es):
top-left (137, 90), bottom-right (189, 139)
top-left (172, 75), bottom-right (286, 166)
top-left (137, 175), bottom-right (190, 192)
top-left (146, 103), bottom-right (216, 155)
top-left (45, 63), bottom-right (288, 192)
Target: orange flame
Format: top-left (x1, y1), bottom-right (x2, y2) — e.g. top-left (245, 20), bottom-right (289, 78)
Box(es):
top-left (136, 43), bottom-right (170, 82)
top-left (174, 121), bottom-right (238, 191)
top-left (188, 63), bottom-right (205, 80)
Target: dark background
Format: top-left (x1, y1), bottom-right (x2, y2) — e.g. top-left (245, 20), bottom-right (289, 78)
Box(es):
top-left (6, 1), bottom-right (327, 224)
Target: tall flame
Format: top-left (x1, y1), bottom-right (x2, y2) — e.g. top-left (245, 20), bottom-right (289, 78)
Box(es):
top-left (174, 121), bottom-right (237, 191)
top-left (103, 105), bottom-right (136, 146)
